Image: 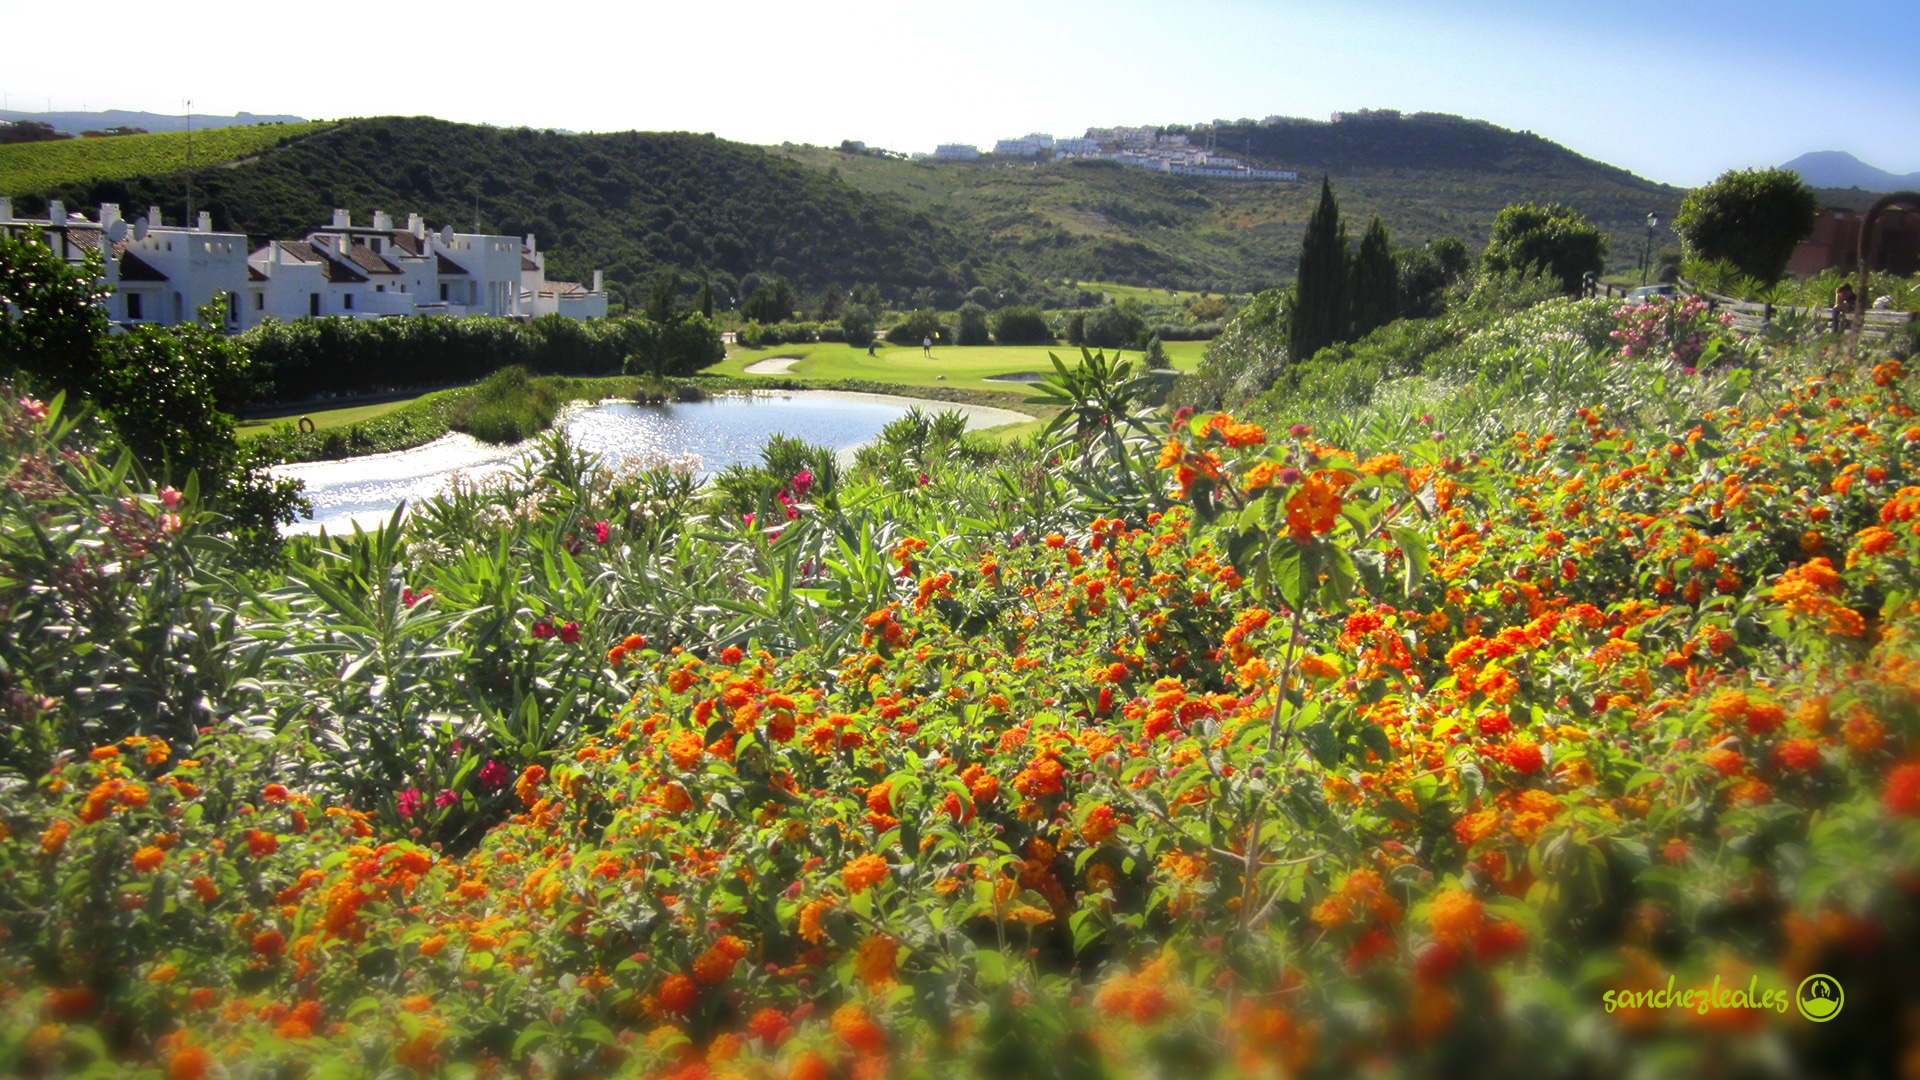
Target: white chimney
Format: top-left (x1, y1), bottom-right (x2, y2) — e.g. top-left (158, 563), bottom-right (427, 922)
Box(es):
top-left (408, 212), bottom-right (424, 238)
top-left (197, 211), bottom-right (211, 232)
top-left (373, 210), bottom-right (392, 231)
top-left (0, 197), bottom-right (12, 221)
top-left (525, 233), bottom-right (536, 254)
top-left (48, 200), bottom-right (65, 224)
top-left (270, 243), bottom-right (281, 265)
top-left (592, 270), bottom-right (603, 293)
top-left (148, 206), bottom-right (163, 227)
top-left (99, 203), bottom-right (120, 227)
top-left (331, 208), bottom-right (351, 228)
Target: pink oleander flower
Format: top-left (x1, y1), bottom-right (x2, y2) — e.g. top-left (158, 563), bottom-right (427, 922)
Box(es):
top-left (397, 788), bottom-right (425, 818)
top-left (478, 760), bottom-right (510, 790)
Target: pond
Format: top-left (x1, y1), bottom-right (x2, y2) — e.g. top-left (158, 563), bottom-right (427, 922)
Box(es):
top-left (274, 390), bottom-right (1028, 534)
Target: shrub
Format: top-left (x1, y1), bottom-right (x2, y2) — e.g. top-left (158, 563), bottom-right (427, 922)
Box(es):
top-left (884, 309), bottom-right (948, 345)
top-left (839, 303), bottom-right (877, 346)
top-left (448, 365), bottom-right (561, 443)
top-left (991, 306), bottom-right (1053, 345)
top-left (955, 302), bottom-right (991, 345)
top-left (1082, 304), bottom-right (1144, 350)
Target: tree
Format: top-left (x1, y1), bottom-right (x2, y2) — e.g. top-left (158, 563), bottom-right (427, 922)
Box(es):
top-left (814, 283), bottom-right (844, 322)
top-left (1349, 216), bottom-right (1398, 339)
top-left (1394, 235), bottom-right (1471, 320)
top-left (0, 232), bottom-right (109, 395)
top-left (1674, 168), bottom-right (1818, 284)
top-left (694, 281), bottom-right (715, 319)
top-left (954, 303), bottom-right (991, 346)
top-left (1082, 305), bottom-right (1143, 350)
top-left (839, 303), bottom-right (876, 347)
top-left (646, 274), bottom-right (677, 323)
top-left (741, 283), bottom-right (791, 325)
top-left (1481, 202), bottom-right (1607, 294)
top-left (1290, 177), bottom-right (1350, 363)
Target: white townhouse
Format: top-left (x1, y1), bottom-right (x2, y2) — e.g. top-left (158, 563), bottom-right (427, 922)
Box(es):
top-left (0, 198), bottom-right (606, 329)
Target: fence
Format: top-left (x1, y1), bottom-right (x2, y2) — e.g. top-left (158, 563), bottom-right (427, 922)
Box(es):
top-left (1595, 279), bottom-right (1915, 342)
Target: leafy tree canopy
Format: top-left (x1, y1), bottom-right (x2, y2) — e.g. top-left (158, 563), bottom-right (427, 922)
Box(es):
top-left (1674, 167), bottom-right (1818, 285)
top-left (1481, 202), bottom-right (1608, 294)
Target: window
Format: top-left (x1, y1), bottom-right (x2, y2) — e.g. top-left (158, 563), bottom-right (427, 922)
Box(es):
top-left (343, 293), bottom-right (354, 310)
top-left (127, 292), bottom-right (142, 319)
top-left (376, 284), bottom-right (384, 292)
top-left (439, 283), bottom-right (449, 301)
top-left (371, 238), bottom-right (382, 253)
top-left (309, 293), bottom-right (320, 317)
top-left (254, 292), bottom-right (264, 310)
top-left (226, 292), bottom-right (238, 323)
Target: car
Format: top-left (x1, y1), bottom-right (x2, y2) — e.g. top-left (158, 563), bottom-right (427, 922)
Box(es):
top-left (1625, 284), bottom-right (1679, 303)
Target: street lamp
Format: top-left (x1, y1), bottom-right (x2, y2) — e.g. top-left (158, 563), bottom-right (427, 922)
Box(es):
top-left (1642, 212), bottom-right (1660, 285)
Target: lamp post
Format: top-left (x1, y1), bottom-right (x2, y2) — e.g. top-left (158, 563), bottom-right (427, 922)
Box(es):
top-left (1642, 212), bottom-right (1660, 285)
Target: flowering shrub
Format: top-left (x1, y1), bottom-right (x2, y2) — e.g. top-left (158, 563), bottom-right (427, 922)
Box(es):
top-left (2, 327), bottom-right (1920, 1076)
top-left (1610, 294), bottom-right (1737, 368)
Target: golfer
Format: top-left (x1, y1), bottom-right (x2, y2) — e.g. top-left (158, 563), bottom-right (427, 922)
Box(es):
top-left (922, 335), bottom-right (932, 357)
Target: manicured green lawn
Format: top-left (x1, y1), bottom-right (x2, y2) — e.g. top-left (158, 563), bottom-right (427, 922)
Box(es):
top-left (712, 340), bottom-right (1205, 398)
top-left (235, 398), bottom-right (419, 439)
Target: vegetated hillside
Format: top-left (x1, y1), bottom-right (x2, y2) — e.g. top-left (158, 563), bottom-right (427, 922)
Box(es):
top-left (29, 117), bottom-right (993, 306)
top-left (0, 122), bottom-right (331, 199)
top-left (0, 109), bottom-right (307, 136)
top-left (781, 112), bottom-right (1685, 291)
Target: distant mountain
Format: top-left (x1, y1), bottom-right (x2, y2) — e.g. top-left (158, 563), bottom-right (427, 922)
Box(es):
top-left (0, 109), bottom-right (306, 136)
top-left (1781, 151), bottom-right (1920, 193)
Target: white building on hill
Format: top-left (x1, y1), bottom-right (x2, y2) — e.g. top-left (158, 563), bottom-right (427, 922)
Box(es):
top-left (0, 197), bottom-right (606, 329)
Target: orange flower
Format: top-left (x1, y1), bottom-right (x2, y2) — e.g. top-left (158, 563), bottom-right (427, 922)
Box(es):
top-left (418, 933), bottom-right (448, 957)
top-left (1428, 888), bottom-right (1483, 949)
top-left (1702, 747), bottom-right (1744, 777)
top-left (1284, 473), bottom-right (1344, 540)
top-left (830, 1003), bottom-right (886, 1053)
top-left (842, 853), bottom-right (889, 894)
top-left (399, 994), bottom-right (433, 1013)
top-left (798, 898), bottom-right (835, 944)
top-left (1885, 763), bottom-right (1920, 816)
top-left (132, 845), bottom-right (166, 872)
top-left (38, 820), bottom-right (71, 856)
top-left (252, 929), bottom-right (285, 959)
top-left (514, 765), bottom-right (546, 807)
top-left (167, 1045), bottom-right (211, 1080)
top-left (855, 934), bottom-right (898, 988)
top-left (658, 973), bottom-right (698, 1013)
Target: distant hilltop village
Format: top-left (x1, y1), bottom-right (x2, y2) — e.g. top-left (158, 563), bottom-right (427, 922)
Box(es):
top-left (912, 122), bottom-right (1300, 182)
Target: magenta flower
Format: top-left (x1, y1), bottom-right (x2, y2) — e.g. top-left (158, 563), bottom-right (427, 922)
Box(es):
top-left (478, 760), bottom-right (510, 790)
top-left (434, 789), bottom-right (458, 808)
top-left (532, 619), bottom-right (557, 640)
top-left (397, 788), bottom-right (425, 818)
top-left (559, 621), bottom-right (582, 644)
top-left (158, 486), bottom-right (182, 509)
top-left (594, 520), bottom-right (610, 545)
top-left (791, 470), bottom-right (814, 497)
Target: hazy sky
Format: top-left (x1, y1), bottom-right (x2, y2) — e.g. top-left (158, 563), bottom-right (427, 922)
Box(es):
top-left (6, 0), bottom-right (1916, 187)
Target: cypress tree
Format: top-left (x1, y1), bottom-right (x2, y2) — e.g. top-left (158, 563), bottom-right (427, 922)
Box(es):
top-left (1290, 176), bottom-right (1349, 363)
top-left (1349, 216), bottom-right (1399, 339)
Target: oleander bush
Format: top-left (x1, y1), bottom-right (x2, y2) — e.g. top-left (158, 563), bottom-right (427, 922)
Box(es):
top-left (4, 294), bottom-right (1920, 1079)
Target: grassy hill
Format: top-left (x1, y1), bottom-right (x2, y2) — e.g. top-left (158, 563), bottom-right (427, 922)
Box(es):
top-left (23, 117), bottom-right (990, 308)
top-left (15, 112), bottom-right (1690, 300)
top-left (0, 122), bottom-right (331, 196)
top-left (777, 113), bottom-right (1686, 291)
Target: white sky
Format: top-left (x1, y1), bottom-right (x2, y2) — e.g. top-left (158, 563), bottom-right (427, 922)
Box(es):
top-left (4, 0), bottom-right (1916, 187)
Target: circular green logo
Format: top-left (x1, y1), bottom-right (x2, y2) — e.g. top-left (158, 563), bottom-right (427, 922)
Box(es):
top-left (1796, 974), bottom-right (1844, 1022)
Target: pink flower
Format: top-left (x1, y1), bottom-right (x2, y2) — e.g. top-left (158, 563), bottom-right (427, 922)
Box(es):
top-left (397, 788), bottom-right (425, 818)
top-left (594, 521), bottom-right (610, 545)
top-left (158, 486), bottom-right (182, 509)
top-left (532, 619), bottom-right (557, 640)
top-left (917, 473), bottom-right (929, 487)
top-left (1288, 423), bottom-right (1312, 438)
top-left (742, 513), bottom-right (755, 528)
top-left (1172, 405), bottom-right (1194, 424)
top-left (559, 621), bottom-right (582, 644)
top-left (478, 760), bottom-right (510, 790)
top-left (434, 789), bottom-right (458, 808)
top-left (783, 503), bottom-right (799, 521)
top-left (18, 397), bottom-right (47, 423)
top-left (791, 470), bottom-right (814, 497)
top-left (401, 587), bottom-right (432, 608)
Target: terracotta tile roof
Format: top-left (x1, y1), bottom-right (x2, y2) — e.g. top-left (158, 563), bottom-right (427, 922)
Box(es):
top-left (346, 245), bottom-right (400, 275)
top-left (276, 241), bottom-right (324, 263)
top-left (387, 232), bottom-right (425, 256)
top-left (117, 251), bottom-right (168, 282)
top-left (324, 259), bottom-right (367, 284)
top-left (64, 227), bottom-right (103, 255)
top-left (435, 253), bottom-right (468, 276)
top-left (540, 280), bottom-right (584, 297)
top-left (521, 256), bottom-right (540, 271)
